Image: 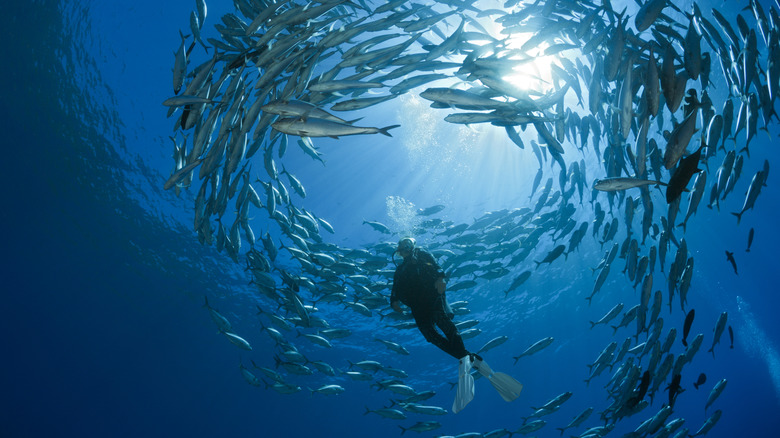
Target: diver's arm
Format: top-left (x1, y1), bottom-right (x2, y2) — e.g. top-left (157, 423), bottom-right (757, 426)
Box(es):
top-left (419, 249), bottom-right (447, 293)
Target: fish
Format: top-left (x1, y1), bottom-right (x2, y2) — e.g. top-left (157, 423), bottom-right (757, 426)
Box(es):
top-left (399, 404), bottom-right (447, 416)
top-left (725, 251), bottom-right (738, 275)
top-left (310, 384), bottom-right (345, 396)
top-left (398, 421), bottom-right (441, 435)
top-left (532, 391), bottom-right (572, 412)
top-left (694, 373), bottom-right (707, 389)
top-left (272, 117), bottom-right (400, 138)
top-left (420, 87), bottom-right (520, 111)
top-left (635, 0), bottom-right (669, 32)
top-left (535, 245), bottom-right (566, 267)
top-left (666, 373), bottom-right (683, 408)
top-left (663, 110), bottom-right (699, 169)
top-left (746, 228), bottom-right (754, 252)
top-left (729, 325), bottom-right (734, 349)
top-left (504, 270), bottom-right (532, 298)
top-left (678, 171), bottom-right (706, 231)
top-left (587, 263), bottom-right (610, 305)
top-left (513, 337), bottom-right (554, 363)
top-left (556, 406), bottom-right (593, 436)
top-left (223, 332), bottom-right (252, 350)
top-left (308, 80), bottom-right (385, 93)
top-left (732, 171), bottom-right (765, 224)
top-left (477, 335), bottom-right (509, 354)
top-left (682, 309), bottom-right (695, 347)
top-left (203, 296), bottom-right (231, 333)
top-left (691, 410), bottom-right (722, 437)
top-left (626, 370), bottom-right (650, 408)
top-left (708, 312), bottom-right (728, 357)
top-left (515, 420), bottom-right (546, 435)
top-left (594, 177), bottom-right (668, 191)
top-left (261, 100), bottom-right (361, 125)
top-left (173, 30), bottom-right (188, 94)
top-left (364, 407), bottom-right (406, 420)
top-left (705, 379), bottom-right (727, 412)
top-left (666, 143), bottom-right (704, 204)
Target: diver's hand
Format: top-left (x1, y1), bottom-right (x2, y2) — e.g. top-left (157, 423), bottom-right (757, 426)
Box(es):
top-left (435, 278), bottom-right (446, 294)
top-left (391, 301), bottom-right (402, 313)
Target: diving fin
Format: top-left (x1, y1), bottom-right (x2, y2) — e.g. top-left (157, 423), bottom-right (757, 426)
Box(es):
top-left (472, 355), bottom-right (523, 402)
top-left (452, 355), bottom-right (475, 413)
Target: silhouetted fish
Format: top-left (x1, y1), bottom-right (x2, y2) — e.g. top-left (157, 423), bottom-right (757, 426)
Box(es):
top-left (627, 370), bottom-right (651, 408)
top-left (694, 373), bottom-right (707, 389)
top-left (746, 228), bottom-right (754, 252)
top-left (666, 373), bottom-right (683, 408)
top-left (725, 251), bottom-right (739, 275)
top-left (666, 143), bottom-right (704, 203)
top-left (729, 326), bottom-right (734, 349)
top-left (682, 309), bottom-right (695, 346)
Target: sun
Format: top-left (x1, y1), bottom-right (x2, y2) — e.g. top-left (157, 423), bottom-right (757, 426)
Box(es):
top-left (501, 33), bottom-right (557, 93)
top-left (477, 19), bottom-right (567, 94)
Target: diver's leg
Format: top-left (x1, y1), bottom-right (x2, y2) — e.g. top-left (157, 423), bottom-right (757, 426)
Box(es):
top-left (433, 310), bottom-right (469, 359)
top-left (416, 316), bottom-right (462, 359)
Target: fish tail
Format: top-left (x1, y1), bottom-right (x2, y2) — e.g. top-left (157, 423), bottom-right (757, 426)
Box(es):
top-left (379, 124), bottom-right (401, 137)
top-left (731, 211), bottom-right (743, 225)
top-left (589, 321), bottom-right (596, 329)
top-left (557, 427), bottom-right (567, 436)
top-left (364, 406), bottom-right (371, 416)
top-left (398, 425), bottom-right (407, 435)
top-left (610, 325), bottom-right (618, 335)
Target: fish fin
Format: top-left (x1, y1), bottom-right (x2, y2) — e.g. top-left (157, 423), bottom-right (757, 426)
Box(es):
top-left (379, 124), bottom-right (401, 137)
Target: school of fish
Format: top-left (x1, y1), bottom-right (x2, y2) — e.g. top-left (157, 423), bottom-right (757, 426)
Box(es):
top-left (161, 0), bottom-right (774, 436)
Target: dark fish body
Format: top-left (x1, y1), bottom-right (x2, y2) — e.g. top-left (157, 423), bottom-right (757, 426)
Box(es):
top-left (666, 373), bottom-right (682, 407)
top-left (694, 373), bottom-right (707, 389)
top-left (726, 251), bottom-right (738, 275)
top-left (683, 309), bottom-right (695, 346)
top-left (627, 370), bottom-right (650, 408)
top-left (666, 143), bottom-right (704, 203)
top-left (729, 325), bottom-right (734, 349)
top-left (536, 245), bottom-right (566, 267)
top-left (747, 228), bottom-right (754, 252)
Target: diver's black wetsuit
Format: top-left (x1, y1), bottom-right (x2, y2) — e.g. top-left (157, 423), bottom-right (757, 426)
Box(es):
top-left (390, 248), bottom-right (468, 360)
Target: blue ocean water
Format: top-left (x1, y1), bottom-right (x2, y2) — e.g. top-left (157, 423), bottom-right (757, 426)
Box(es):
top-left (2, 1), bottom-right (780, 437)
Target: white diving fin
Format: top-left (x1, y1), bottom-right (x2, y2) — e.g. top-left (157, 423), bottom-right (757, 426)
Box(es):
top-left (452, 354), bottom-right (475, 413)
top-left (472, 355), bottom-right (523, 402)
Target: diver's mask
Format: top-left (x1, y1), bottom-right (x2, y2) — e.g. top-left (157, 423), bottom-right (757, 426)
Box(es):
top-left (392, 237), bottom-right (416, 267)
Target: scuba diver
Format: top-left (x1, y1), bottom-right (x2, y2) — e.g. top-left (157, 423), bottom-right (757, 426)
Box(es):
top-left (389, 237), bottom-right (523, 413)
